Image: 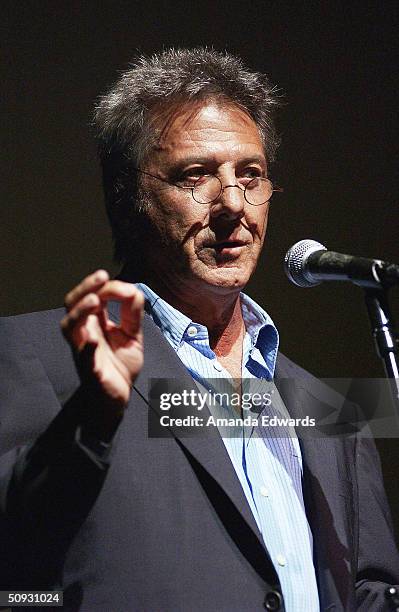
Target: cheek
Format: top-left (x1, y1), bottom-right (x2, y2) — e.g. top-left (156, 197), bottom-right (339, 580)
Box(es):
top-left (166, 207), bottom-right (209, 245)
top-left (258, 207), bottom-right (269, 239)
top-left (246, 207), bottom-right (269, 241)
top-left (151, 210), bottom-right (206, 252)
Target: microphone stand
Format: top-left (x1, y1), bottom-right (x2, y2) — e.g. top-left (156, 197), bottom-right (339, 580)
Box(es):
top-left (364, 288), bottom-right (399, 416)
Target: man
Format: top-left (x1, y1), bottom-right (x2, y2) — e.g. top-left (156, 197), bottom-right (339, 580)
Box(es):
top-left (0, 48), bottom-right (398, 611)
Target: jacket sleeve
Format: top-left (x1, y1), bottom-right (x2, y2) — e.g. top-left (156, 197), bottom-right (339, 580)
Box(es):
top-left (0, 315), bottom-right (114, 590)
top-left (355, 432), bottom-right (399, 611)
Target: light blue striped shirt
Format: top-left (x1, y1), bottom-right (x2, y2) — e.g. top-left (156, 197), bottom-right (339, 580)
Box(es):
top-left (138, 283), bottom-right (319, 612)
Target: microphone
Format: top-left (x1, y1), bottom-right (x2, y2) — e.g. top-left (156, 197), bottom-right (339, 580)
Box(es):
top-left (284, 239), bottom-right (399, 289)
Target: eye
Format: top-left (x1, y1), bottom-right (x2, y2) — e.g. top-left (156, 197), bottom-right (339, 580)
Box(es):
top-left (238, 167), bottom-right (264, 185)
top-left (242, 167), bottom-right (263, 179)
top-left (176, 167), bottom-right (208, 187)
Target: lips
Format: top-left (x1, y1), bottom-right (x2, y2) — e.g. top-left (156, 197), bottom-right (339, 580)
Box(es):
top-left (217, 242), bottom-right (247, 252)
top-left (204, 240), bottom-right (248, 250)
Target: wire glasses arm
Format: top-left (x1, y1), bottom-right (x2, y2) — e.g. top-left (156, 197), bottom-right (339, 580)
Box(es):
top-left (131, 167), bottom-right (191, 191)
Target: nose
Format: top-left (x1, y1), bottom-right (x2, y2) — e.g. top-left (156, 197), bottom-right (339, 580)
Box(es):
top-left (210, 183), bottom-right (245, 221)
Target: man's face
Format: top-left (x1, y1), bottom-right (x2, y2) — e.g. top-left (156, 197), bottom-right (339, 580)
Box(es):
top-left (140, 101), bottom-right (270, 296)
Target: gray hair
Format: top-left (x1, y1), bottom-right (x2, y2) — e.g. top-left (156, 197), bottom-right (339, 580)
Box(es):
top-left (93, 47), bottom-right (281, 263)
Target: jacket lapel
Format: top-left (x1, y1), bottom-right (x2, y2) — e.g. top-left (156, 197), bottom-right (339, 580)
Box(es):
top-left (108, 304), bottom-right (280, 585)
top-left (275, 354), bottom-right (356, 610)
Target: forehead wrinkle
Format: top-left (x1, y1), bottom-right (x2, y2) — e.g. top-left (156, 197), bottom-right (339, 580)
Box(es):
top-left (150, 98), bottom-right (212, 151)
top-left (148, 102), bottom-right (265, 174)
top-left (153, 100), bottom-right (261, 145)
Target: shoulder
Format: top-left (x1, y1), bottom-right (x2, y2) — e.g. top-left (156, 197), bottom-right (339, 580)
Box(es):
top-left (275, 351), bottom-right (316, 382)
top-left (0, 307), bottom-right (68, 360)
top-left (0, 306), bottom-right (65, 333)
top-left (0, 307), bottom-right (66, 345)
top-left (0, 307), bottom-right (78, 401)
top-left (275, 350), bottom-right (362, 430)
top-left (0, 308), bottom-right (78, 451)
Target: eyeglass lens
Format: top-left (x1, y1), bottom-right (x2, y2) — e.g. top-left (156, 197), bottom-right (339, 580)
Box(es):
top-left (192, 175), bottom-right (273, 206)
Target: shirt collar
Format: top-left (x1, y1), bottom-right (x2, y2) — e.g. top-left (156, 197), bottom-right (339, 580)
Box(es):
top-left (240, 292), bottom-right (279, 377)
top-left (137, 283), bottom-right (194, 349)
top-left (137, 283), bottom-right (279, 377)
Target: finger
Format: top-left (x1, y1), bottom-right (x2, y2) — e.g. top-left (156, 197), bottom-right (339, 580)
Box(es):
top-left (73, 338), bottom-right (97, 380)
top-left (96, 280), bottom-right (140, 302)
top-left (120, 287), bottom-right (145, 338)
top-left (97, 306), bottom-right (109, 332)
top-left (96, 281), bottom-right (139, 333)
top-left (61, 293), bottom-right (102, 345)
top-left (64, 269), bottom-right (109, 310)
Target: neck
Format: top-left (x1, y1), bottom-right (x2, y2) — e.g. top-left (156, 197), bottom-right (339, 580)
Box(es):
top-left (119, 264), bottom-right (246, 356)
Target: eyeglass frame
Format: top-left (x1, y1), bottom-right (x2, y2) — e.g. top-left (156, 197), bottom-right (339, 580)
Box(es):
top-left (131, 167), bottom-right (283, 206)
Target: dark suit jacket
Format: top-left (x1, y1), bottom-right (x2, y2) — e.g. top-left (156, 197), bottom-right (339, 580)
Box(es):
top-left (0, 306), bottom-right (398, 611)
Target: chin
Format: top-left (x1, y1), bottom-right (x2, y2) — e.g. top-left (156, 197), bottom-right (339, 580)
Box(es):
top-left (201, 268), bottom-right (251, 292)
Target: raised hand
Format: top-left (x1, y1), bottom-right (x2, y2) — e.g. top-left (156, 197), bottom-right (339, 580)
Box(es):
top-left (61, 270), bottom-right (145, 415)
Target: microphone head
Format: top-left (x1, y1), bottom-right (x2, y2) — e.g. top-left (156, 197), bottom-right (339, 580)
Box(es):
top-left (284, 239), bottom-right (327, 287)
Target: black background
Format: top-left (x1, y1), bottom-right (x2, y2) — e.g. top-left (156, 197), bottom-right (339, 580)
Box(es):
top-left (2, 1), bottom-right (399, 538)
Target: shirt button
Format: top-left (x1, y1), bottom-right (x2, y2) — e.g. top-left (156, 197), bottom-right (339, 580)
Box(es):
top-left (187, 325), bottom-right (197, 337)
top-left (213, 362), bottom-right (223, 372)
top-left (276, 553), bottom-right (286, 567)
top-left (264, 590), bottom-right (283, 611)
top-left (260, 486), bottom-right (269, 497)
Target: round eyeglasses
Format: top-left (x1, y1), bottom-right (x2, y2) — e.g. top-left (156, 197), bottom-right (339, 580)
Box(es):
top-left (132, 168), bottom-right (283, 206)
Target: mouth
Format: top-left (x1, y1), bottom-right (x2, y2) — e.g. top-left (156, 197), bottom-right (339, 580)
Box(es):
top-left (203, 240), bottom-right (250, 262)
top-left (205, 240), bottom-right (249, 253)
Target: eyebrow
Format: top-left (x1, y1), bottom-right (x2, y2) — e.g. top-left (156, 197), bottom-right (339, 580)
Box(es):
top-left (239, 156), bottom-right (267, 168)
top-left (168, 155), bottom-right (267, 171)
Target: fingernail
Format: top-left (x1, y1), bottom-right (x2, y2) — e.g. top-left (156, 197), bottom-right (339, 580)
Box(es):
top-left (95, 270), bottom-right (108, 282)
top-left (87, 294), bottom-right (97, 305)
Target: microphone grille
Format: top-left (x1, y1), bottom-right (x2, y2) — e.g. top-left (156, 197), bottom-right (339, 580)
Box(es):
top-left (284, 239), bottom-right (327, 287)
